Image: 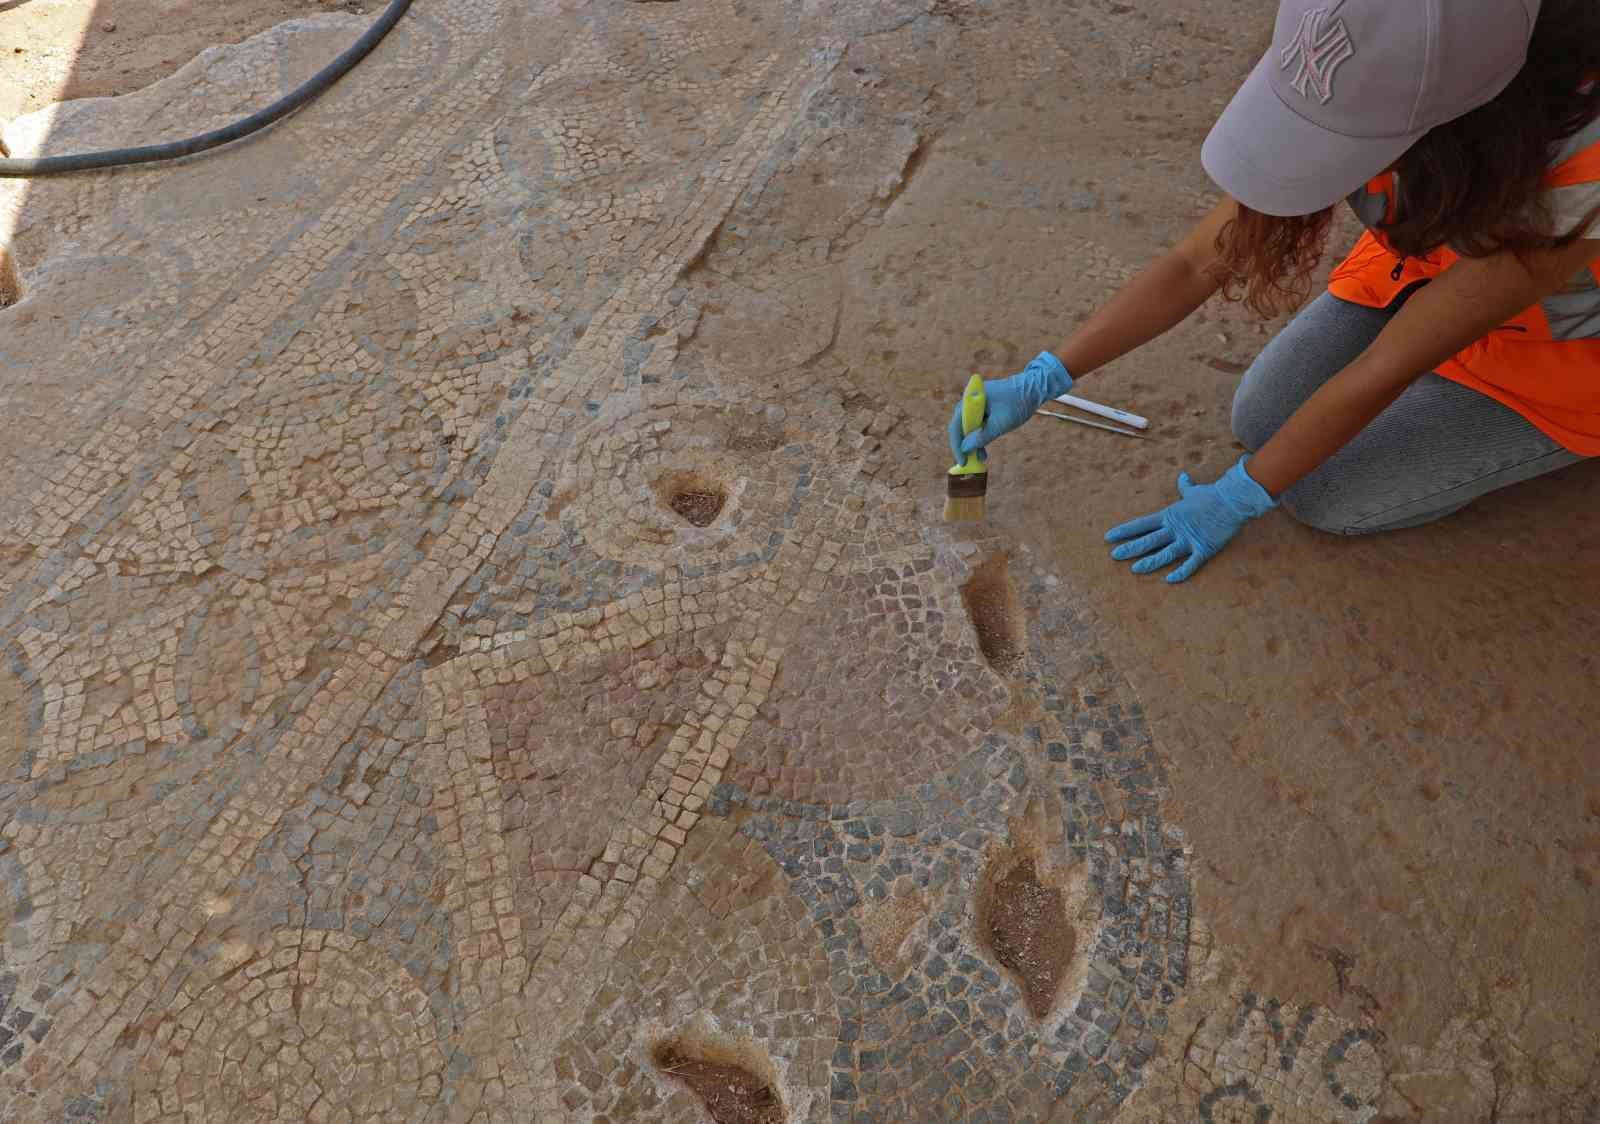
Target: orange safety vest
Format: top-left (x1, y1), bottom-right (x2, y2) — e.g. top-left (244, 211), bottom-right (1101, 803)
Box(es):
top-left (1327, 141), bottom-right (1600, 455)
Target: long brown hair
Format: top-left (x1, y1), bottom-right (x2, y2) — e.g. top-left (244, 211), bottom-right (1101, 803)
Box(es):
top-left (1213, 0), bottom-right (1600, 318)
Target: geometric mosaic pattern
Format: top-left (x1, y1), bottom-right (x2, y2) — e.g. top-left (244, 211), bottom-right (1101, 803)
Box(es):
top-left (0, 0), bottom-right (1408, 1119)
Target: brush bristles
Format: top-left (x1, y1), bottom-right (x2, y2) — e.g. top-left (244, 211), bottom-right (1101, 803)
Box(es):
top-left (943, 492), bottom-right (987, 523)
top-left (944, 469), bottom-right (987, 522)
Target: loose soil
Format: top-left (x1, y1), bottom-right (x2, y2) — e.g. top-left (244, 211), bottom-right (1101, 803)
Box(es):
top-left (0, 0), bottom-right (371, 124)
top-left (0, 247), bottom-right (19, 307)
top-left (959, 552), bottom-right (1025, 676)
top-left (669, 489), bottom-right (726, 528)
top-left (982, 855), bottom-right (1074, 1020)
top-left (653, 1047), bottom-right (785, 1124)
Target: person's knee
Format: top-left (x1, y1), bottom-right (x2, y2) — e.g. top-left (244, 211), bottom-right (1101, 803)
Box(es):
top-left (1230, 294), bottom-right (1384, 450)
top-left (1278, 486), bottom-right (1364, 535)
top-left (1230, 374), bottom-right (1283, 452)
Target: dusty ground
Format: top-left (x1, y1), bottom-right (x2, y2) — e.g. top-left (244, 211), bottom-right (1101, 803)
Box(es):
top-left (854, 55), bottom-right (1600, 1118)
top-left (0, 0), bottom-right (368, 124)
top-left (1, 0), bottom-right (1599, 1120)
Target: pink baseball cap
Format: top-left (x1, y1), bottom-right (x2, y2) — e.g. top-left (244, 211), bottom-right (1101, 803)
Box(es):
top-left (1203, 0), bottom-right (1542, 216)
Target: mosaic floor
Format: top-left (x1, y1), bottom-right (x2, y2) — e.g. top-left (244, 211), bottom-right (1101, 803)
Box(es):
top-left (2, 0), bottom-right (1595, 1120)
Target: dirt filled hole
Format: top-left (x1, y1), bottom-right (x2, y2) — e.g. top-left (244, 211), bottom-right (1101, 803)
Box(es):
top-left (975, 846), bottom-right (1077, 1020)
top-left (0, 246), bottom-right (21, 310)
top-left (652, 1041), bottom-right (785, 1124)
top-left (671, 490), bottom-right (725, 526)
top-left (960, 553), bottom-right (1026, 676)
top-left (656, 470), bottom-right (727, 528)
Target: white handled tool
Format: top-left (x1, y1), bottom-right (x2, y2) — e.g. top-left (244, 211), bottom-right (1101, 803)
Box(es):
top-left (1050, 392), bottom-right (1148, 431)
top-left (1036, 408), bottom-right (1145, 438)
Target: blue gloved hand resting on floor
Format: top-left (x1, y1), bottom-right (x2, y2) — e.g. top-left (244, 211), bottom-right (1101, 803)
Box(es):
top-left (1105, 456), bottom-right (1278, 584)
top-left (946, 350), bottom-right (1073, 463)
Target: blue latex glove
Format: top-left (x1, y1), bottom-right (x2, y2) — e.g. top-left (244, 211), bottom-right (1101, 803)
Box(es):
top-left (1105, 456), bottom-right (1278, 584)
top-left (947, 351), bottom-right (1073, 463)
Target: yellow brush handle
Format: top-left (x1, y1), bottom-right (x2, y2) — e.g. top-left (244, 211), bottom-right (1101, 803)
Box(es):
top-left (950, 374), bottom-right (987, 476)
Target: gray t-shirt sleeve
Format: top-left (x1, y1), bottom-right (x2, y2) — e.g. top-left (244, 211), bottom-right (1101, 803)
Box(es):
top-left (1544, 115), bottom-right (1600, 238)
top-left (1547, 181), bottom-right (1600, 238)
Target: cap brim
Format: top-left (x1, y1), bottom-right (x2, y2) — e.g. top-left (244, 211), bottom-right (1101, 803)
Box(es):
top-left (1202, 54), bottom-right (1420, 217)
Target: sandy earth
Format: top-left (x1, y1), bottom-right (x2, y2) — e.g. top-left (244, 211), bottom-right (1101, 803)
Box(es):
top-left (2, 0), bottom-right (1599, 1119)
top-left (859, 77), bottom-right (1600, 1115)
top-left (857, 74), bottom-right (1600, 1103)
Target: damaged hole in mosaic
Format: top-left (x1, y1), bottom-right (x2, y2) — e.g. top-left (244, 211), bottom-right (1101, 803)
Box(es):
top-left (960, 552), bottom-right (1026, 676)
top-left (975, 843), bottom-right (1077, 1020)
top-left (0, 246), bottom-right (20, 309)
top-left (652, 1038), bottom-right (786, 1124)
top-left (658, 469), bottom-right (728, 528)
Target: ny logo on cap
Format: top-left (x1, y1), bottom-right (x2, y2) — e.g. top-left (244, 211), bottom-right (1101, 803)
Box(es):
top-left (1280, 6), bottom-right (1355, 104)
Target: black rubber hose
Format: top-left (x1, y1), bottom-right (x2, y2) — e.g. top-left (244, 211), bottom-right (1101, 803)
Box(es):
top-left (0, 0), bottom-right (413, 177)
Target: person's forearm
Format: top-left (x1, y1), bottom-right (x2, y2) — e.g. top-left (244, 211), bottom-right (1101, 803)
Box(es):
top-left (1245, 352), bottom-right (1413, 497)
top-left (1054, 198), bottom-right (1235, 377)
top-left (1055, 252), bottom-right (1223, 377)
top-left (1247, 238), bottom-right (1600, 497)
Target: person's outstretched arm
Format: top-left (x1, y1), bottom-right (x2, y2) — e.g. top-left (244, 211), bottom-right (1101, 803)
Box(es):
top-left (1246, 236), bottom-right (1600, 493)
top-left (1055, 197), bottom-right (1235, 377)
top-left (949, 198), bottom-right (1237, 462)
top-left (1108, 234), bottom-right (1600, 583)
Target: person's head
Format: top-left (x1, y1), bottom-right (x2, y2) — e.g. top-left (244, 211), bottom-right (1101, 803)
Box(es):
top-left (1206, 0), bottom-right (1600, 316)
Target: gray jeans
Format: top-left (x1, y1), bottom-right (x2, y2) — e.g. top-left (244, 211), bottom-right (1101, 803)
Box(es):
top-left (1231, 292), bottom-right (1587, 534)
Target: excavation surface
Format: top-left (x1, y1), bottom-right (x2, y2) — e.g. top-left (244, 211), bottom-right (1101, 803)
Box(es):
top-left (1, 0), bottom-right (1598, 1120)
